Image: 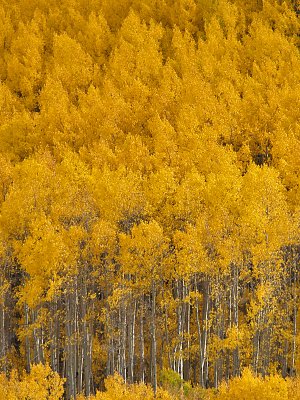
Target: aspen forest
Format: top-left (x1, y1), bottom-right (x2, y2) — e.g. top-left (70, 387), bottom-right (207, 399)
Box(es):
top-left (0, 0), bottom-right (300, 399)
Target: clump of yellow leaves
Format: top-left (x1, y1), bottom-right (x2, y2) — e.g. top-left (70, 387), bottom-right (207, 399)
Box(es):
top-left (209, 368), bottom-right (300, 400)
top-left (76, 373), bottom-right (174, 400)
top-left (0, 363), bottom-right (65, 400)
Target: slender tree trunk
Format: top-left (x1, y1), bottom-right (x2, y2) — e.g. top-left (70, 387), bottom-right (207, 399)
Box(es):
top-left (0, 278), bottom-right (7, 372)
top-left (202, 279), bottom-right (210, 387)
top-left (291, 262), bottom-right (298, 376)
top-left (150, 281), bottom-right (157, 393)
top-left (291, 302), bottom-right (297, 376)
top-left (253, 310), bottom-right (262, 375)
top-left (65, 287), bottom-right (77, 400)
top-left (194, 275), bottom-right (203, 386)
top-left (128, 296), bottom-right (136, 383)
top-left (232, 265), bottom-right (240, 376)
top-left (24, 303), bottom-right (31, 373)
top-left (81, 278), bottom-right (92, 396)
top-left (175, 279), bottom-right (183, 378)
top-left (121, 301), bottom-right (127, 382)
top-left (50, 297), bottom-right (59, 372)
top-left (32, 309), bottom-right (44, 364)
top-left (162, 284), bottom-right (172, 369)
top-left (139, 296), bottom-right (145, 383)
top-left (183, 280), bottom-right (190, 382)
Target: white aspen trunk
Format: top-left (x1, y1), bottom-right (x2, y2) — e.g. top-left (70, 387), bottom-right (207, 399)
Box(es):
top-left (214, 360), bottom-right (218, 389)
top-left (117, 306), bottom-right (121, 375)
top-left (65, 287), bottom-right (77, 400)
top-left (292, 303), bottom-right (297, 375)
top-left (183, 281), bottom-right (191, 381)
top-left (111, 309), bottom-right (116, 376)
top-left (232, 265), bottom-right (240, 376)
top-left (162, 285), bottom-right (172, 369)
top-left (139, 297), bottom-right (145, 383)
top-left (32, 309), bottom-right (43, 365)
top-left (74, 281), bottom-right (79, 397)
top-left (106, 295), bottom-right (114, 377)
top-left (291, 261), bottom-right (298, 376)
top-left (122, 303), bottom-right (127, 383)
top-left (118, 294), bottom-right (127, 382)
top-left (39, 325), bottom-right (44, 364)
top-left (202, 279), bottom-right (210, 387)
top-left (24, 303), bottom-right (31, 373)
top-left (151, 281), bottom-right (157, 393)
top-left (253, 310), bottom-right (262, 375)
top-left (77, 287), bottom-right (83, 396)
top-left (265, 325), bottom-right (272, 376)
top-left (214, 284), bottom-right (220, 389)
top-left (0, 302), bottom-right (5, 370)
top-left (0, 277), bottom-right (7, 372)
top-left (65, 294), bottom-right (72, 399)
top-left (50, 298), bottom-right (59, 372)
top-left (81, 278), bottom-right (92, 396)
top-left (33, 329), bottom-right (40, 363)
top-left (175, 279), bottom-right (183, 378)
top-left (128, 297), bottom-right (136, 383)
top-left (194, 275), bottom-right (204, 386)
top-left (78, 344), bottom-right (83, 395)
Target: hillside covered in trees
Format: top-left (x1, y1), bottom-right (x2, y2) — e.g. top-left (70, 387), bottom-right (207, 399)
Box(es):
top-left (0, 0), bottom-right (300, 398)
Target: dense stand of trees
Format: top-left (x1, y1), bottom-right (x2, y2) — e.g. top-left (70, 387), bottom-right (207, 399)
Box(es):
top-left (0, 0), bottom-right (300, 398)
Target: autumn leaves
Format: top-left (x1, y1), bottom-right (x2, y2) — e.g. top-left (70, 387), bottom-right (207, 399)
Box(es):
top-left (0, 0), bottom-right (300, 397)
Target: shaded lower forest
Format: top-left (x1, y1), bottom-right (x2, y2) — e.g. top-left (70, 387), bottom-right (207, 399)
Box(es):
top-left (0, 0), bottom-right (300, 399)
